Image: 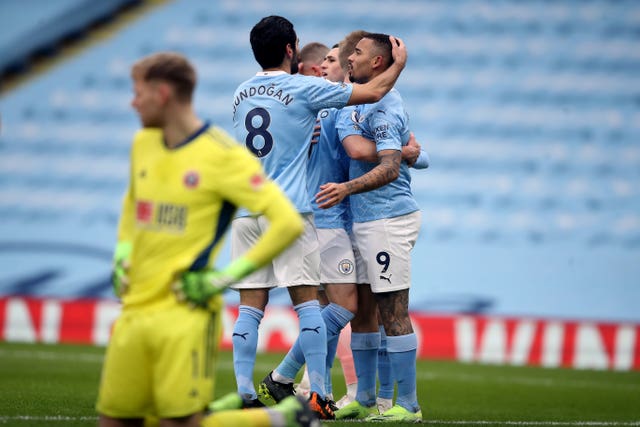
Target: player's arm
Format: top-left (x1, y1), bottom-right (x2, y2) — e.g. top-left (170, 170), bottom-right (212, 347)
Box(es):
top-left (231, 178), bottom-right (303, 271)
top-left (412, 147), bottom-right (430, 169)
top-left (316, 149), bottom-right (401, 209)
top-left (403, 132), bottom-right (431, 169)
top-left (112, 143), bottom-right (136, 297)
top-left (177, 144), bottom-right (303, 306)
top-left (187, 181), bottom-right (302, 291)
top-left (342, 135), bottom-right (379, 162)
top-left (346, 36), bottom-right (407, 105)
top-left (342, 132), bottom-right (421, 165)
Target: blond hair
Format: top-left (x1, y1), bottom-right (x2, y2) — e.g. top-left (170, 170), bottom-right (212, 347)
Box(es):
top-left (338, 30), bottom-right (370, 73)
top-left (131, 52), bottom-right (196, 103)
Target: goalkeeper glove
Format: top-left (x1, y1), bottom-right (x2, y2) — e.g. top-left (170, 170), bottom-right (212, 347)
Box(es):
top-left (112, 241), bottom-right (132, 298)
top-left (174, 257), bottom-right (257, 307)
top-left (175, 269), bottom-right (234, 307)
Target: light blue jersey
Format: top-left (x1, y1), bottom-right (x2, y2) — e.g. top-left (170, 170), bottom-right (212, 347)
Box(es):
top-left (232, 71), bottom-right (353, 216)
top-left (347, 89), bottom-right (419, 222)
top-left (307, 108), bottom-right (352, 229)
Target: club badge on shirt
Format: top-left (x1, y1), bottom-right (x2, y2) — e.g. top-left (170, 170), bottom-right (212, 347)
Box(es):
top-left (183, 171), bottom-right (200, 189)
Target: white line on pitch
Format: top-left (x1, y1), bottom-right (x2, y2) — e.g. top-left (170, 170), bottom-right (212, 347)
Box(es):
top-left (1, 416), bottom-right (638, 426)
top-left (420, 421), bottom-right (640, 426)
top-left (0, 348), bottom-right (104, 363)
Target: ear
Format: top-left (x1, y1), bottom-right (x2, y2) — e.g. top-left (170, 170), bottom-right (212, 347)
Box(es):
top-left (157, 82), bottom-right (172, 104)
top-left (372, 55), bottom-right (384, 70)
top-left (310, 64), bottom-right (323, 77)
top-left (286, 43), bottom-right (295, 59)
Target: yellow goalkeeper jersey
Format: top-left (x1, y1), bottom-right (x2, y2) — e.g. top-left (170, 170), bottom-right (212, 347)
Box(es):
top-left (117, 123), bottom-right (297, 309)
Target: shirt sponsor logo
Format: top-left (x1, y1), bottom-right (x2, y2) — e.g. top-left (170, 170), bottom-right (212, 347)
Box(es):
top-left (374, 124), bottom-right (389, 140)
top-left (136, 200), bottom-right (153, 223)
top-left (136, 200), bottom-right (187, 232)
top-left (250, 173), bottom-right (265, 190)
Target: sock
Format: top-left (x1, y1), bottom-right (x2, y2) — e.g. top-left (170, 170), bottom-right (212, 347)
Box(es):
top-left (295, 300), bottom-right (327, 397)
top-left (202, 408), bottom-right (271, 427)
top-left (323, 303), bottom-right (354, 397)
top-left (232, 305), bottom-right (263, 400)
top-left (387, 333), bottom-right (419, 412)
top-left (377, 325), bottom-right (394, 399)
top-left (351, 331), bottom-right (380, 407)
top-left (337, 323), bottom-right (357, 386)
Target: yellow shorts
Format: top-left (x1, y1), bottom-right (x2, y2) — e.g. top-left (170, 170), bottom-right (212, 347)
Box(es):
top-left (96, 300), bottom-right (222, 419)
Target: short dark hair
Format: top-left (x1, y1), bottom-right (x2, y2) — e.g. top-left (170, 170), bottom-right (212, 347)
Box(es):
top-left (250, 15), bottom-right (297, 69)
top-left (131, 52), bottom-right (196, 102)
top-left (362, 33), bottom-right (394, 68)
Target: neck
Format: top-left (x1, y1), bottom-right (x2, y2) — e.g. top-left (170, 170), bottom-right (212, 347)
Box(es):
top-left (263, 60), bottom-right (291, 74)
top-left (163, 107), bottom-right (204, 148)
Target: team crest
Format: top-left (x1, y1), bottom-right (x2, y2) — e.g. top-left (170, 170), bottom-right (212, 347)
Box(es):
top-left (338, 259), bottom-right (354, 275)
top-left (183, 171), bottom-right (200, 189)
top-left (350, 109), bottom-right (365, 124)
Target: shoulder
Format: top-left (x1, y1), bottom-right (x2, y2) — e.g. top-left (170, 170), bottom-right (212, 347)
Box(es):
top-left (201, 125), bottom-right (259, 163)
top-left (382, 88), bottom-right (404, 106)
top-left (133, 127), bottom-right (162, 142)
top-left (203, 125), bottom-right (240, 149)
top-left (131, 128), bottom-right (162, 151)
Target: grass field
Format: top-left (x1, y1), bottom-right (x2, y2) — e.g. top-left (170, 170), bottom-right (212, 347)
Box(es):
top-left (0, 341), bottom-right (639, 426)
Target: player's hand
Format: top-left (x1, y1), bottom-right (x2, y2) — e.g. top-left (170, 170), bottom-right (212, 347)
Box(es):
top-left (174, 270), bottom-right (234, 307)
top-left (310, 118), bottom-right (321, 145)
top-left (389, 36), bottom-right (407, 69)
top-left (112, 242), bottom-right (132, 298)
top-left (402, 132), bottom-right (421, 167)
top-left (316, 182), bottom-right (350, 209)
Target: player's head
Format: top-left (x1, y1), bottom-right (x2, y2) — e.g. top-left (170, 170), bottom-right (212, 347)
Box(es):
top-left (130, 52), bottom-right (196, 127)
top-left (338, 30), bottom-right (370, 76)
top-left (320, 44), bottom-right (344, 83)
top-left (298, 41), bottom-right (329, 76)
top-left (250, 15), bottom-right (299, 73)
top-left (348, 32), bottom-right (394, 84)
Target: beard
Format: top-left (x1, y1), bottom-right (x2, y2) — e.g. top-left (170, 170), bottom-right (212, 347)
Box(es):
top-left (349, 71), bottom-right (366, 84)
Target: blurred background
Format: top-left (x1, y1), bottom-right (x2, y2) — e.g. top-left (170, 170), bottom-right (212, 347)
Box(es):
top-left (1, 0), bottom-right (639, 323)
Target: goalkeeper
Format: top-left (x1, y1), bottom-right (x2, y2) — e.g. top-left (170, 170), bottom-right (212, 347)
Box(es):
top-left (96, 52), bottom-right (309, 427)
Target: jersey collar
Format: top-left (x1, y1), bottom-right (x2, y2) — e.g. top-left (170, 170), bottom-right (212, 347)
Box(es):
top-left (166, 122), bottom-right (210, 150)
top-left (256, 70), bottom-right (287, 76)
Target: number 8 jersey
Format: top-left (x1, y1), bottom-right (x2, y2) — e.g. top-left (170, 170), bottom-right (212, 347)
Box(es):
top-left (232, 71), bottom-right (353, 215)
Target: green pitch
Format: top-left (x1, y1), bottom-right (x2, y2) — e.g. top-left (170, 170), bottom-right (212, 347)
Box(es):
top-left (1, 341), bottom-right (638, 426)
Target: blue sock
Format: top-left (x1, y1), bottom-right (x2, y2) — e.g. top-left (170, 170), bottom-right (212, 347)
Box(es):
top-left (295, 300), bottom-right (327, 396)
top-left (232, 305), bottom-right (263, 400)
top-left (387, 333), bottom-right (419, 412)
top-left (351, 331), bottom-right (380, 407)
top-left (323, 303), bottom-right (354, 396)
top-left (377, 325), bottom-right (394, 399)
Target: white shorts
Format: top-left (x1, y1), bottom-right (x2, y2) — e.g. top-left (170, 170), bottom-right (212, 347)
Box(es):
top-left (230, 213), bottom-right (320, 289)
top-left (317, 228), bottom-right (356, 284)
top-left (352, 210), bottom-right (421, 293)
top-left (350, 231), bottom-right (369, 285)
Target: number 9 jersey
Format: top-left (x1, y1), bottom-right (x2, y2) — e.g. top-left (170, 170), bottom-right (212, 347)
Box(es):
top-left (231, 71), bottom-right (353, 215)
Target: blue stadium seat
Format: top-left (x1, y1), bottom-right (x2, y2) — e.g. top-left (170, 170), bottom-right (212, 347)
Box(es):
top-left (0, 0), bottom-right (638, 319)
